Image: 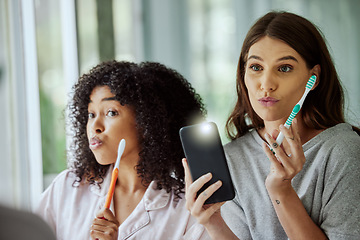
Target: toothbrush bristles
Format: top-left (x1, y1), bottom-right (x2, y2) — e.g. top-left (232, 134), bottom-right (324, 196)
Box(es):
top-left (306, 75), bottom-right (316, 89)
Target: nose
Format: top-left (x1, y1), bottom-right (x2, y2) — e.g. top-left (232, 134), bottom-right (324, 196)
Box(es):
top-left (260, 72), bottom-right (277, 92)
top-left (89, 116), bottom-right (105, 134)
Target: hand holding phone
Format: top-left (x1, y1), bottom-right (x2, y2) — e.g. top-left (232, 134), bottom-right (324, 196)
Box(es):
top-left (179, 122), bottom-right (235, 204)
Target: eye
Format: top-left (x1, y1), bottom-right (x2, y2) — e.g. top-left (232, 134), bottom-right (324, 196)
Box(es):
top-left (106, 110), bottom-right (118, 117)
top-left (88, 112), bottom-right (95, 119)
top-left (249, 64), bottom-right (263, 71)
top-left (279, 65), bottom-right (293, 73)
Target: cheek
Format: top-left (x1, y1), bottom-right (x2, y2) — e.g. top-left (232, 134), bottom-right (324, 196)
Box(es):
top-left (86, 123), bottom-right (91, 139)
top-left (286, 82), bottom-right (306, 102)
top-left (244, 77), bottom-right (257, 99)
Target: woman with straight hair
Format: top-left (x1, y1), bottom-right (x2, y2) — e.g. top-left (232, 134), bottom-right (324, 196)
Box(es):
top-left (184, 11), bottom-right (360, 240)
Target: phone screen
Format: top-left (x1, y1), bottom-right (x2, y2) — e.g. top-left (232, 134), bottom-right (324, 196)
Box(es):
top-left (179, 122), bottom-right (235, 204)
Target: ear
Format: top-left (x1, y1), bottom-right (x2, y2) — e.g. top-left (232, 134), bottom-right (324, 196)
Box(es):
top-left (310, 64), bottom-right (321, 90)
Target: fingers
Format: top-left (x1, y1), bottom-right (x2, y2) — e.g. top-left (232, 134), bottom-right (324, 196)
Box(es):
top-left (182, 157), bottom-right (224, 226)
top-left (270, 128), bottom-right (280, 140)
top-left (182, 158), bottom-right (193, 190)
top-left (262, 142), bottom-right (282, 170)
top-left (96, 208), bottom-right (119, 223)
top-left (192, 180), bottom-right (222, 207)
top-left (265, 133), bottom-right (290, 167)
top-left (193, 201), bottom-right (225, 225)
top-left (279, 119), bottom-right (304, 162)
top-left (90, 223), bottom-right (117, 240)
top-left (265, 132), bottom-right (303, 182)
top-left (186, 175), bottom-right (222, 220)
top-left (90, 208), bottom-right (119, 240)
top-left (183, 158), bottom-right (222, 204)
top-left (279, 120), bottom-right (297, 144)
top-left (185, 171), bottom-right (212, 209)
top-left (264, 120), bottom-right (306, 178)
top-left (189, 180), bottom-right (224, 225)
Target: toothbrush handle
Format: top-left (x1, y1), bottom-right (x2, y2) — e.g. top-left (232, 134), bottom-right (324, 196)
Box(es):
top-left (276, 132), bottom-right (285, 145)
top-left (276, 124), bottom-right (290, 145)
top-left (104, 168), bottom-right (118, 209)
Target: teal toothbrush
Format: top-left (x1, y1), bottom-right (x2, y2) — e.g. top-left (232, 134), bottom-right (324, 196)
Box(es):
top-left (275, 75), bottom-right (317, 145)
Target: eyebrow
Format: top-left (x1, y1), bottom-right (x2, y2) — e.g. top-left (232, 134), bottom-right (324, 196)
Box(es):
top-left (102, 97), bottom-right (117, 101)
top-left (278, 55), bottom-right (298, 62)
top-left (89, 97), bottom-right (117, 103)
top-left (247, 55), bottom-right (263, 61)
top-left (247, 55), bottom-right (298, 62)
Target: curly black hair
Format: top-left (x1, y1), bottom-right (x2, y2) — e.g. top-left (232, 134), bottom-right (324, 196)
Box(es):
top-left (68, 60), bottom-right (206, 196)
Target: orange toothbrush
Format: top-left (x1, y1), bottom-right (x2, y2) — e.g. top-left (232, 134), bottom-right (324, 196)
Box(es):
top-left (104, 139), bottom-right (126, 209)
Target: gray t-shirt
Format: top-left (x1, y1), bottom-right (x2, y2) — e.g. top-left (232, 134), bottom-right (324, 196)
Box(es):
top-left (222, 123), bottom-right (360, 240)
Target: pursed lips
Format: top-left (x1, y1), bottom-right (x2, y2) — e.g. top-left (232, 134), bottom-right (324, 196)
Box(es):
top-left (89, 136), bottom-right (103, 150)
top-left (258, 97), bottom-right (279, 107)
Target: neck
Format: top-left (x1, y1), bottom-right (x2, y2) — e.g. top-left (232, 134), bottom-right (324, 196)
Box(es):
top-left (115, 154), bottom-right (148, 193)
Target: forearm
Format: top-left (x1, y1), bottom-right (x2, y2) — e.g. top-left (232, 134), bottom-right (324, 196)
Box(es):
top-left (203, 215), bottom-right (239, 240)
top-left (268, 187), bottom-right (327, 240)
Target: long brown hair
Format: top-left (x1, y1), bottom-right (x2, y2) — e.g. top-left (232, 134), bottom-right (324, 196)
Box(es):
top-left (226, 11), bottom-right (359, 139)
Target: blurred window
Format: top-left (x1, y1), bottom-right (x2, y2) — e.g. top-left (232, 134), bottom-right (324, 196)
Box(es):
top-left (35, 0), bottom-right (67, 187)
top-left (35, 0), bottom-right (135, 188)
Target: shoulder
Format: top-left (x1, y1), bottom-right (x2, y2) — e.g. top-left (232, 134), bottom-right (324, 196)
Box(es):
top-left (314, 123), bottom-right (360, 157)
top-left (46, 169), bottom-right (80, 190)
top-left (39, 169), bottom-right (93, 204)
top-left (310, 125), bottom-right (360, 237)
top-left (224, 130), bottom-right (257, 152)
top-left (325, 123), bottom-right (359, 142)
top-left (224, 130), bottom-right (264, 166)
top-left (308, 123), bottom-right (360, 178)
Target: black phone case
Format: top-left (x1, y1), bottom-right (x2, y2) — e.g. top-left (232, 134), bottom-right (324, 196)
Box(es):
top-left (179, 122), bottom-right (235, 204)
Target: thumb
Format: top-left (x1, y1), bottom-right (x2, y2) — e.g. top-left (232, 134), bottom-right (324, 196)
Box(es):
top-left (96, 208), bottom-right (119, 226)
top-left (271, 129), bottom-right (280, 139)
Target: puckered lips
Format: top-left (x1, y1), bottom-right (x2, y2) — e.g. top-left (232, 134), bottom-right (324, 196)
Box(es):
top-left (258, 97), bottom-right (279, 107)
top-left (89, 136), bottom-right (103, 150)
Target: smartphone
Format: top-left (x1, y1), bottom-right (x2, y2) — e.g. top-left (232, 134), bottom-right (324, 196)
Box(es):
top-left (179, 122), bottom-right (235, 204)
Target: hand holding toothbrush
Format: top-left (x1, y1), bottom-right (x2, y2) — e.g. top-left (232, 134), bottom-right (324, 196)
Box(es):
top-left (263, 118), bottom-right (306, 193)
top-left (90, 208), bottom-right (120, 240)
top-left (263, 75), bottom-right (317, 194)
top-left (90, 139), bottom-right (125, 240)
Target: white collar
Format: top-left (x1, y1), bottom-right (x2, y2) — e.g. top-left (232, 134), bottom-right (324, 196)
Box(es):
top-left (89, 165), bottom-right (172, 211)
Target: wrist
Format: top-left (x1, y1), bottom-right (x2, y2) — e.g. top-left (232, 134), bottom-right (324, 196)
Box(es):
top-left (266, 180), bottom-right (294, 199)
top-left (204, 215), bottom-right (238, 240)
top-left (202, 212), bottom-right (224, 230)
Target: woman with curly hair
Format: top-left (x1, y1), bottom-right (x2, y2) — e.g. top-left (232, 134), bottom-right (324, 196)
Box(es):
top-left (36, 60), bottom-right (210, 239)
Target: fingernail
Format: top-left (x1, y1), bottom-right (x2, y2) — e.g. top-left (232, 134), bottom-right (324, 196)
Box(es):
top-left (205, 172), bottom-right (212, 178)
top-left (265, 133), bottom-right (270, 138)
top-left (279, 125), bottom-right (284, 129)
top-left (269, 149), bottom-right (275, 155)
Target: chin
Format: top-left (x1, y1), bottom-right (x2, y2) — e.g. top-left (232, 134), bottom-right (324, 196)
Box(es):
top-left (258, 113), bottom-right (285, 122)
top-left (94, 156), bottom-right (114, 166)
top-left (96, 161), bottom-right (112, 166)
